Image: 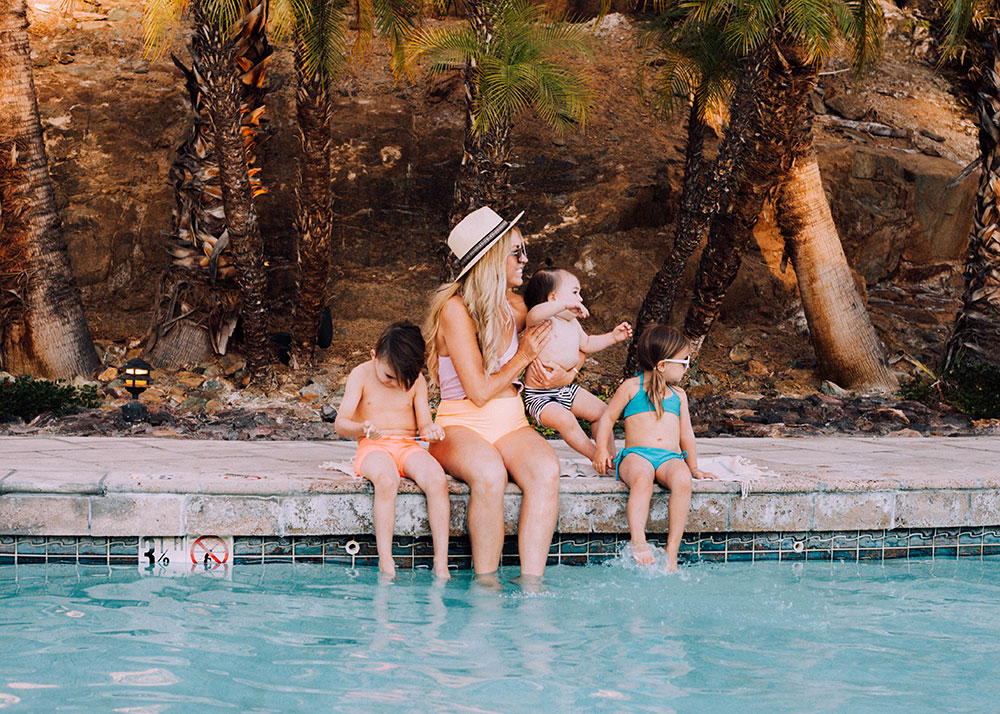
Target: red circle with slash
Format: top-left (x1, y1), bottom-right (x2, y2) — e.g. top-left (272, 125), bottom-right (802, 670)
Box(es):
top-left (190, 536), bottom-right (230, 564)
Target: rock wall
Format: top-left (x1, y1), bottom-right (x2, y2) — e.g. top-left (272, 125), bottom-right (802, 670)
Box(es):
top-left (26, 2), bottom-right (978, 345)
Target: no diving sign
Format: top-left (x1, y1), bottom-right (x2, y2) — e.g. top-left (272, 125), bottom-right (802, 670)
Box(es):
top-left (140, 536), bottom-right (233, 579)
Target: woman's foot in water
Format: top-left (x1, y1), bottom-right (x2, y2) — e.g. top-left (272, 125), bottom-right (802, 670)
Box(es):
top-left (432, 558), bottom-right (451, 580)
top-left (378, 558), bottom-right (397, 578)
top-left (630, 541), bottom-right (655, 566)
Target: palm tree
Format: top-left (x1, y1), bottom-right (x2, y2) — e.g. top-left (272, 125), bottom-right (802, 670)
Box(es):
top-left (409, 0), bottom-right (593, 224)
top-left (0, 0), bottom-right (99, 379)
top-left (675, 0), bottom-right (894, 389)
top-left (626, 9), bottom-right (734, 373)
top-left (276, 0), bottom-right (414, 364)
top-left (144, 0), bottom-right (273, 383)
top-left (940, 0), bottom-right (1000, 369)
top-left (776, 109), bottom-right (894, 388)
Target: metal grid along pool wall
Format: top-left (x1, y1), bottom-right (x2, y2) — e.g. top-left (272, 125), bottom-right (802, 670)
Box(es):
top-left (2, 527), bottom-right (999, 568)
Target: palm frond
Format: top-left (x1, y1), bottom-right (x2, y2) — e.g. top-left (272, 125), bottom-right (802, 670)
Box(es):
top-left (143, 0), bottom-right (189, 60)
top-left (407, 25), bottom-right (481, 69)
top-left (201, 0), bottom-right (250, 37)
top-left (371, 0), bottom-right (419, 76)
top-left (721, 0), bottom-right (779, 55)
top-left (784, 0), bottom-right (837, 65)
top-left (269, 0), bottom-right (298, 45)
top-left (846, 0), bottom-right (883, 73)
top-left (940, 0), bottom-right (978, 56)
top-left (287, 0), bottom-right (351, 78)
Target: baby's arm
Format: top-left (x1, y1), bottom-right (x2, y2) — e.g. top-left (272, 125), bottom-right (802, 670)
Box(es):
top-left (579, 321), bottom-right (632, 355)
top-left (413, 375), bottom-right (444, 443)
top-left (333, 366), bottom-right (381, 439)
top-left (526, 298), bottom-right (588, 327)
top-left (591, 379), bottom-right (636, 475)
top-left (677, 388), bottom-right (717, 479)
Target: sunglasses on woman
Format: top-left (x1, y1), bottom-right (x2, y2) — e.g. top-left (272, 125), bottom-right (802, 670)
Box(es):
top-left (661, 357), bottom-right (691, 368)
top-left (508, 246), bottom-right (528, 261)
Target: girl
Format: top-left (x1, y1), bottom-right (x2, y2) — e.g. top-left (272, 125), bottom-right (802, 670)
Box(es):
top-left (591, 325), bottom-right (717, 571)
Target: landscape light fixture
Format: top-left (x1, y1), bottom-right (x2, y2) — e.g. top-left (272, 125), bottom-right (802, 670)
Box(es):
top-left (121, 357), bottom-right (152, 423)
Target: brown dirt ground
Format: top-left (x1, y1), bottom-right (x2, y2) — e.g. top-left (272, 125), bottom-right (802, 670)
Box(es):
top-left (23, 0), bottom-right (979, 407)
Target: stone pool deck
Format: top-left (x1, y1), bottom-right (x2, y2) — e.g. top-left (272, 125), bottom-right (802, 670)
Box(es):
top-left (1, 435), bottom-right (998, 540)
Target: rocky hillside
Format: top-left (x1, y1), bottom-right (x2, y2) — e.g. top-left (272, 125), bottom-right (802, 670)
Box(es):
top-left (24, 0), bottom-right (979, 405)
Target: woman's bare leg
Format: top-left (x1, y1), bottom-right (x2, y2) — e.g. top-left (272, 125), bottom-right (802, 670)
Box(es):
top-left (496, 427), bottom-right (560, 577)
top-left (404, 451), bottom-right (452, 580)
top-left (360, 451), bottom-right (400, 577)
top-left (429, 427), bottom-right (507, 575)
top-left (618, 454), bottom-right (656, 565)
top-left (656, 459), bottom-right (692, 573)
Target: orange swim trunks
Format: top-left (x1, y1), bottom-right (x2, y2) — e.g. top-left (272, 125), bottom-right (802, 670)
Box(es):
top-left (354, 435), bottom-right (427, 478)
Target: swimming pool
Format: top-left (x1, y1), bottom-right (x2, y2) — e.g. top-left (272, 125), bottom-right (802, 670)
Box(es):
top-left (2, 557), bottom-right (998, 713)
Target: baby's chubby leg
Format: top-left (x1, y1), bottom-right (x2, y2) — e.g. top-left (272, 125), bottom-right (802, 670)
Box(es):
top-left (570, 389), bottom-right (615, 458)
top-left (655, 459), bottom-right (693, 573)
top-left (404, 451), bottom-right (452, 580)
top-left (360, 451), bottom-right (400, 578)
top-left (538, 402), bottom-right (595, 460)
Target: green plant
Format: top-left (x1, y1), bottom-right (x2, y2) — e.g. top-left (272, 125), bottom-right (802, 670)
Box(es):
top-left (0, 375), bottom-right (101, 422)
top-left (900, 359), bottom-right (1000, 420)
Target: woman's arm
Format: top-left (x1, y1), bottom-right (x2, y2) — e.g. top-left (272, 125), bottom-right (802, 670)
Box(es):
top-left (413, 375), bottom-right (444, 442)
top-left (591, 379), bottom-right (636, 475)
top-left (334, 366), bottom-right (378, 439)
top-left (440, 297), bottom-right (550, 407)
top-left (677, 388), bottom-right (717, 479)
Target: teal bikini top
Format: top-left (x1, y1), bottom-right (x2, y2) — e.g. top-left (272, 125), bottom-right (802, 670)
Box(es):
top-left (622, 373), bottom-right (681, 419)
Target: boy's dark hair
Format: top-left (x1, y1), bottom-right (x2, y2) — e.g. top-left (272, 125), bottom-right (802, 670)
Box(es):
top-left (524, 267), bottom-right (564, 309)
top-left (375, 321), bottom-right (425, 390)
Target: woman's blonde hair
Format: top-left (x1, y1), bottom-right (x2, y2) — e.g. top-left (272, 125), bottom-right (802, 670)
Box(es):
top-left (635, 324), bottom-right (689, 418)
top-left (424, 227), bottom-right (519, 385)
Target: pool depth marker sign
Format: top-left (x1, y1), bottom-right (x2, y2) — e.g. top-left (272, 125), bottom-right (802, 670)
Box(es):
top-left (140, 536), bottom-right (233, 578)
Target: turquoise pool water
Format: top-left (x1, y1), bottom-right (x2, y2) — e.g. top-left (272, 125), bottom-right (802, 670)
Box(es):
top-left (2, 557), bottom-right (999, 713)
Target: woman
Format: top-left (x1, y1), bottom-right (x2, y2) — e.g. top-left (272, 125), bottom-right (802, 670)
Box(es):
top-left (425, 206), bottom-right (560, 578)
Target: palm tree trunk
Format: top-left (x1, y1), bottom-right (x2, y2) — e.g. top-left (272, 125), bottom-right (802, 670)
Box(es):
top-left (192, 1), bottom-right (271, 383)
top-left (451, 0), bottom-right (512, 225)
top-left (777, 115), bottom-right (895, 390)
top-left (292, 44), bottom-right (333, 365)
top-left (0, 0), bottom-right (98, 379)
top-left (682, 41), bottom-right (817, 359)
top-left (626, 97), bottom-right (708, 374)
top-left (148, 0), bottom-right (271, 369)
top-left (945, 29), bottom-right (1000, 369)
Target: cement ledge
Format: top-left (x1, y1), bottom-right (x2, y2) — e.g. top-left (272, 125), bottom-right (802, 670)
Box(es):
top-left (1, 435), bottom-right (998, 537)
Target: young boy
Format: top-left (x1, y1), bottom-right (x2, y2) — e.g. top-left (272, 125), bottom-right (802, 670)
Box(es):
top-left (523, 268), bottom-right (632, 460)
top-left (334, 322), bottom-right (450, 579)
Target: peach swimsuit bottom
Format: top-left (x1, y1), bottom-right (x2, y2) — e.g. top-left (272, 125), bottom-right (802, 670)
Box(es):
top-left (434, 396), bottom-right (530, 445)
top-left (354, 436), bottom-right (427, 478)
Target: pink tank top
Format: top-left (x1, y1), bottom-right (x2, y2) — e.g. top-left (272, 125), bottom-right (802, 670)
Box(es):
top-left (439, 332), bottom-right (518, 400)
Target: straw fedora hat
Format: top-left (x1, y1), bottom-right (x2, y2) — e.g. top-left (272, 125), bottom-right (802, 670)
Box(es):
top-left (448, 206), bottom-right (525, 281)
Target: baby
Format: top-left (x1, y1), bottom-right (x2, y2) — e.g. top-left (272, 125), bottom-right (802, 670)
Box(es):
top-left (334, 321), bottom-right (450, 579)
top-left (522, 268), bottom-right (632, 459)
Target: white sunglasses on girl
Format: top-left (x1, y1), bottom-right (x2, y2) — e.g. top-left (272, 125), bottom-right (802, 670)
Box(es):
top-left (661, 357), bottom-right (691, 368)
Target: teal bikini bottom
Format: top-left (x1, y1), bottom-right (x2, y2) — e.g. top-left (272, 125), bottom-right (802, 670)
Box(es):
top-left (613, 447), bottom-right (688, 480)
